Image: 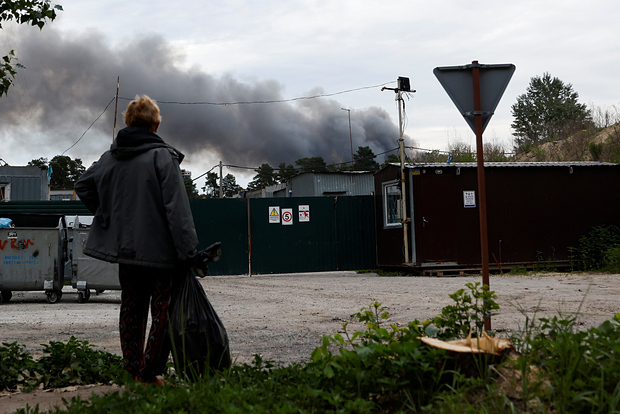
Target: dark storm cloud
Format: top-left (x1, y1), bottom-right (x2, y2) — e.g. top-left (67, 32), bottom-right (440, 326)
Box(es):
top-left (0, 26), bottom-right (405, 167)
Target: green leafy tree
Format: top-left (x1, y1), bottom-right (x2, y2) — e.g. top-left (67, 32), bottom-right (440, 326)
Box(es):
top-left (248, 163), bottom-right (276, 190)
top-left (276, 162), bottom-right (297, 184)
top-left (448, 141), bottom-right (476, 162)
top-left (202, 172), bottom-right (219, 198)
top-left (511, 73), bottom-right (591, 152)
top-left (413, 150), bottom-right (447, 163)
top-left (1, 1), bottom-right (62, 96)
top-left (29, 155), bottom-right (85, 190)
top-left (183, 177), bottom-right (199, 199)
top-left (295, 157), bottom-right (327, 173)
top-left (221, 173), bottom-right (242, 197)
top-left (381, 153), bottom-right (401, 168)
top-left (353, 146), bottom-right (380, 171)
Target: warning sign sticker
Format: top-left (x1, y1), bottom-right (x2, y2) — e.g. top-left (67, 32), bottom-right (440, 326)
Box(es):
top-left (299, 205), bottom-right (310, 222)
top-left (282, 208), bottom-right (293, 226)
top-left (269, 206), bottom-right (280, 223)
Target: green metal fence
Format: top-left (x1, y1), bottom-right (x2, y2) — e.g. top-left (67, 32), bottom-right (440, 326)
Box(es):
top-left (248, 196), bottom-right (376, 274)
top-left (190, 199), bottom-right (249, 275)
top-left (1, 196), bottom-right (377, 275)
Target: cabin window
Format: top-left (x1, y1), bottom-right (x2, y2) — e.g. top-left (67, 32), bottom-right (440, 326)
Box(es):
top-left (382, 181), bottom-right (402, 228)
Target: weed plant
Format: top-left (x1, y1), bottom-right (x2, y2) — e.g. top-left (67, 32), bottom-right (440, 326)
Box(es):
top-left (7, 284), bottom-right (620, 413)
top-left (0, 337), bottom-right (123, 392)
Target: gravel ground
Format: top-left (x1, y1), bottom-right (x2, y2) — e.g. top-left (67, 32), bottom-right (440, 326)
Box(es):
top-left (1, 271), bottom-right (619, 412)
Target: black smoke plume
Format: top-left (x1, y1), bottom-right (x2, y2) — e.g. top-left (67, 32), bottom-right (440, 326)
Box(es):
top-left (0, 25), bottom-right (407, 169)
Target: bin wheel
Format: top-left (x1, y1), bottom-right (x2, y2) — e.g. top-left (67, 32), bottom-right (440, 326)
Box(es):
top-left (78, 289), bottom-right (91, 303)
top-left (46, 290), bottom-right (62, 304)
top-left (1, 291), bottom-right (12, 303)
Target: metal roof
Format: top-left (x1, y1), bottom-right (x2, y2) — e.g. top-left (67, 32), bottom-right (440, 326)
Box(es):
top-left (392, 161), bottom-right (618, 168)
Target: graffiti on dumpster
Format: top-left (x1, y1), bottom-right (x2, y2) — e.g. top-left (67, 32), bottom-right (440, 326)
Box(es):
top-left (0, 239), bottom-right (35, 251)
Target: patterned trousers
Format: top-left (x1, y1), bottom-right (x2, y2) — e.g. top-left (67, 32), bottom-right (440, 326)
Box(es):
top-left (118, 264), bottom-right (174, 381)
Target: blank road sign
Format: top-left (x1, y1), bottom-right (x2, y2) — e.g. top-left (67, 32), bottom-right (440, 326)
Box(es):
top-left (434, 63), bottom-right (515, 133)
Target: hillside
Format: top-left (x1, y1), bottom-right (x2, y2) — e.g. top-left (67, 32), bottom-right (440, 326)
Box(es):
top-left (512, 123), bottom-right (620, 163)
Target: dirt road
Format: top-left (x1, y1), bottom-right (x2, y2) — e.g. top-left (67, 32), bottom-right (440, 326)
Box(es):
top-left (1, 271), bottom-right (619, 412)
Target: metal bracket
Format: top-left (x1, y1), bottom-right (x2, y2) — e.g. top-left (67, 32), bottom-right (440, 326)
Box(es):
top-left (463, 111), bottom-right (494, 117)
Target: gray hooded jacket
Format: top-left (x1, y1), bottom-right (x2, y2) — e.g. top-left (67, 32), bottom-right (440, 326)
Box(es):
top-left (74, 126), bottom-right (199, 269)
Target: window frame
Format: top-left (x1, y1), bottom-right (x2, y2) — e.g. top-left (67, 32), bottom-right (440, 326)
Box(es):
top-left (382, 180), bottom-right (402, 229)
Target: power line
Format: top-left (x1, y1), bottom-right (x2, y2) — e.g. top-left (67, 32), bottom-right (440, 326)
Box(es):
top-left (192, 147), bottom-right (401, 182)
top-left (62, 81), bottom-right (396, 156)
top-left (119, 82), bottom-right (395, 106)
top-left (61, 97), bottom-right (116, 155)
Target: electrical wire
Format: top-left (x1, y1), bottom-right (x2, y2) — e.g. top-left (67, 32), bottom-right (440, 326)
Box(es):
top-left (62, 81), bottom-right (396, 156)
top-left (61, 97), bottom-right (116, 155)
top-left (119, 82), bottom-right (395, 106)
top-left (191, 147), bottom-right (401, 183)
top-left (191, 164), bottom-right (220, 182)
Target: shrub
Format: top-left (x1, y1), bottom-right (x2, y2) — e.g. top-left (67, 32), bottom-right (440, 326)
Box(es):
top-left (574, 225), bottom-right (620, 271)
top-left (604, 245), bottom-right (620, 273)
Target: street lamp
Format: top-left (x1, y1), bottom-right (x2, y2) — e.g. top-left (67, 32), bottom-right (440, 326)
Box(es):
top-left (341, 108), bottom-right (355, 171)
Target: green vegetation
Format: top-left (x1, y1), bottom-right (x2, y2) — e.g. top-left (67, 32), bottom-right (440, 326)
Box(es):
top-left (3, 283), bottom-right (620, 413)
top-left (0, 337), bottom-right (123, 392)
top-left (572, 225), bottom-right (620, 271)
top-left (28, 156), bottom-right (86, 191)
top-left (1, 1), bottom-right (62, 96)
top-left (511, 72), bottom-right (591, 152)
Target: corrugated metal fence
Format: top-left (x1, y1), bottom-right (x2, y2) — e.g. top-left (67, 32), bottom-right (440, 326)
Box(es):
top-left (0, 196), bottom-right (377, 275)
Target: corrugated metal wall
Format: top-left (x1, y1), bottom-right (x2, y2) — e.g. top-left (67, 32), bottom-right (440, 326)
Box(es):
top-left (248, 196), bottom-right (376, 273)
top-left (288, 173), bottom-right (374, 196)
top-left (375, 162), bottom-right (620, 269)
top-left (0, 166), bottom-right (48, 201)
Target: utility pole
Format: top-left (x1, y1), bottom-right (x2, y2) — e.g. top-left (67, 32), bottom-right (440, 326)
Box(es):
top-left (112, 76), bottom-right (120, 141)
top-left (382, 77), bottom-right (414, 264)
top-left (341, 108), bottom-right (355, 171)
top-left (219, 161), bottom-right (223, 199)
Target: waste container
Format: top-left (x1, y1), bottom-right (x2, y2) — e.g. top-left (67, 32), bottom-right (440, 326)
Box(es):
top-left (69, 216), bottom-right (120, 303)
top-left (0, 214), bottom-right (69, 304)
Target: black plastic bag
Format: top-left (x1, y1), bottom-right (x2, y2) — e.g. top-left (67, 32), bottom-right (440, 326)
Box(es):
top-left (168, 272), bottom-right (231, 379)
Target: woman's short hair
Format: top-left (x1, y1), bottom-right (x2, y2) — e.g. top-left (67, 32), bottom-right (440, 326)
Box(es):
top-left (123, 95), bottom-right (161, 132)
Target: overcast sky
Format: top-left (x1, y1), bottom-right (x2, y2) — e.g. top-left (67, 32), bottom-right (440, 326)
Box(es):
top-left (1, 0), bottom-right (619, 187)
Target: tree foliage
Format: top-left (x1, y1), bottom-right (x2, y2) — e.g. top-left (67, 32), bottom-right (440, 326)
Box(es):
top-left (184, 177), bottom-right (200, 199)
top-left (1, 0), bottom-right (62, 96)
top-left (276, 162), bottom-right (297, 184)
top-left (202, 172), bottom-right (219, 198)
top-left (295, 157), bottom-right (327, 173)
top-left (353, 146), bottom-right (380, 171)
top-left (29, 155), bottom-right (85, 190)
top-left (221, 173), bottom-right (242, 197)
top-left (511, 73), bottom-right (591, 152)
top-left (248, 163), bottom-right (277, 190)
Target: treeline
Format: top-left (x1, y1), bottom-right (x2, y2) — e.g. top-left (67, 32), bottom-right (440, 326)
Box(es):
top-left (197, 146), bottom-right (391, 198)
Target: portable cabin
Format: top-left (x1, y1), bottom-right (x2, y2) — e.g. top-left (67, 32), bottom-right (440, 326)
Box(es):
top-left (0, 165), bottom-right (50, 201)
top-left (374, 162), bottom-right (620, 273)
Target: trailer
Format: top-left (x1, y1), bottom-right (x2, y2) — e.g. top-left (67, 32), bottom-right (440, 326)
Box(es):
top-left (374, 161), bottom-right (620, 274)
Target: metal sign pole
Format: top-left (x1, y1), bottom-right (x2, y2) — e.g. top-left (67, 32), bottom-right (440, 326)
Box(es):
top-left (397, 86), bottom-right (410, 264)
top-left (472, 61), bottom-right (491, 331)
